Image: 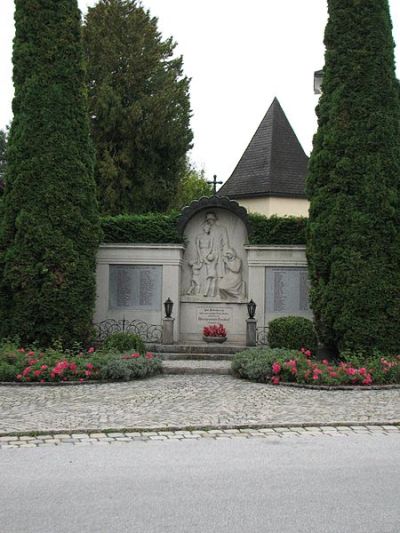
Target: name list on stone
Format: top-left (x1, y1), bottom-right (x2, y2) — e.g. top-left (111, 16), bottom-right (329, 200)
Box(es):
top-left (266, 267), bottom-right (310, 314)
top-left (109, 265), bottom-right (162, 310)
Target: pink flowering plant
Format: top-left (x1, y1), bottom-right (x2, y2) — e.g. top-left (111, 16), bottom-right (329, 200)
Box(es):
top-left (232, 346), bottom-right (400, 386)
top-left (0, 340), bottom-right (161, 383)
top-left (203, 324), bottom-right (227, 337)
top-left (271, 349), bottom-right (400, 386)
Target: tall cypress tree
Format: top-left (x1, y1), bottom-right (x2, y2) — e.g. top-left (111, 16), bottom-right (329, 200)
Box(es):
top-left (307, 0), bottom-right (400, 355)
top-left (0, 0), bottom-right (101, 346)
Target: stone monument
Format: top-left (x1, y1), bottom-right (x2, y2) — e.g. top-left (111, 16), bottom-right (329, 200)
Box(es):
top-left (177, 196), bottom-right (249, 343)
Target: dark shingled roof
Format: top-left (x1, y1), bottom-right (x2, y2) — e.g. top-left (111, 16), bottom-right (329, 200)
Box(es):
top-left (218, 98), bottom-right (308, 199)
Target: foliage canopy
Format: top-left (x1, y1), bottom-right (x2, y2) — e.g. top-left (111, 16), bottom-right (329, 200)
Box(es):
top-left (83, 0), bottom-right (193, 214)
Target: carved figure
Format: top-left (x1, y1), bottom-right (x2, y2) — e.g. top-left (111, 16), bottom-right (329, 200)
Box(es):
top-left (204, 212), bottom-right (229, 279)
top-left (186, 261), bottom-right (202, 295)
top-left (218, 248), bottom-right (245, 299)
top-left (195, 222), bottom-right (217, 296)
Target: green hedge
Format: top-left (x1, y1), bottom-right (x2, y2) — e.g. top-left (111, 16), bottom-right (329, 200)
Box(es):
top-left (268, 316), bottom-right (317, 353)
top-left (101, 213), bottom-right (183, 244)
top-left (101, 212), bottom-right (307, 245)
top-left (248, 214), bottom-right (307, 245)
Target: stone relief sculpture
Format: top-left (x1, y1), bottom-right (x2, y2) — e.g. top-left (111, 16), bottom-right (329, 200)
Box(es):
top-left (186, 211), bottom-right (245, 300)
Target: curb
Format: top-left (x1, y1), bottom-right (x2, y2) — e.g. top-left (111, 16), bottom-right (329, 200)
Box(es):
top-left (1, 420), bottom-right (399, 439)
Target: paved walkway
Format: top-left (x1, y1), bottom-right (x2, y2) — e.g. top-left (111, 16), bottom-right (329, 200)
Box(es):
top-left (1, 375), bottom-right (400, 434)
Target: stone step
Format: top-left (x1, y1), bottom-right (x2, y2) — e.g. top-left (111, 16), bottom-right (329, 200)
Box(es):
top-left (147, 343), bottom-right (245, 355)
top-left (158, 353), bottom-right (235, 361)
top-left (162, 360), bottom-right (232, 375)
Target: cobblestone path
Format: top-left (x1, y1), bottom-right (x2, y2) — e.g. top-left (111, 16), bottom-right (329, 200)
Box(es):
top-left (1, 375), bottom-right (399, 433)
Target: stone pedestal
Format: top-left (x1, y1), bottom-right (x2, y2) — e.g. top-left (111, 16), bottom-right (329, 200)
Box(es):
top-left (162, 318), bottom-right (175, 345)
top-left (246, 319), bottom-right (257, 347)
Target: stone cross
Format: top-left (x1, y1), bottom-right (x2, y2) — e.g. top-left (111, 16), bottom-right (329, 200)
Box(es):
top-left (208, 174), bottom-right (223, 195)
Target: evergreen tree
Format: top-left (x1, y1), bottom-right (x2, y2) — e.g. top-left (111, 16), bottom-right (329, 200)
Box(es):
top-left (306, 0), bottom-right (400, 355)
top-left (0, 129), bottom-right (7, 192)
top-left (83, 0), bottom-right (193, 215)
top-left (0, 0), bottom-right (101, 346)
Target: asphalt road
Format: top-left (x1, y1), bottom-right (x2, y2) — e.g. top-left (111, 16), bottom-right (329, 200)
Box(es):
top-left (1, 433), bottom-right (400, 533)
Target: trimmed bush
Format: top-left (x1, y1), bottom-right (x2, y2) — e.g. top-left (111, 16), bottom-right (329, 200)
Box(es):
top-left (100, 212), bottom-right (306, 245)
top-left (249, 214), bottom-right (307, 245)
top-left (271, 352), bottom-right (400, 386)
top-left (0, 342), bottom-right (161, 383)
top-left (101, 213), bottom-right (182, 244)
top-left (102, 332), bottom-right (146, 355)
top-left (267, 316), bottom-right (317, 353)
top-left (232, 347), bottom-right (301, 382)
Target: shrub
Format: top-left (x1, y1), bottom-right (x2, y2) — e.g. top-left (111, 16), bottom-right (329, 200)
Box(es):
top-left (248, 214), bottom-right (307, 245)
top-left (0, 363), bottom-right (17, 381)
top-left (267, 316), bottom-right (317, 353)
top-left (270, 351), bottom-right (400, 386)
top-left (100, 212), bottom-right (307, 245)
top-left (102, 332), bottom-right (145, 354)
top-left (0, 342), bottom-right (161, 383)
top-left (232, 347), bottom-right (301, 382)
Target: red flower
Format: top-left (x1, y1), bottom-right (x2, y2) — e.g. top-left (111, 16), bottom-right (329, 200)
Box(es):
top-left (272, 362), bottom-right (281, 374)
top-left (203, 324), bottom-right (226, 337)
top-left (87, 347), bottom-right (95, 354)
top-left (86, 362), bottom-right (94, 370)
top-left (131, 353), bottom-right (140, 358)
top-left (271, 376), bottom-right (280, 385)
top-left (16, 374), bottom-right (22, 380)
top-left (17, 348), bottom-right (25, 353)
top-left (69, 362), bottom-right (77, 371)
top-left (85, 370), bottom-right (91, 377)
top-left (41, 365), bottom-right (48, 370)
top-left (27, 351), bottom-right (35, 356)
top-left (34, 370), bottom-right (41, 377)
top-left (145, 353), bottom-right (153, 360)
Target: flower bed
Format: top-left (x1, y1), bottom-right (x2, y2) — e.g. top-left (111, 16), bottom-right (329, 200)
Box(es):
top-left (0, 341), bottom-right (162, 383)
top-left (232, 347), bottom-right (400, 387)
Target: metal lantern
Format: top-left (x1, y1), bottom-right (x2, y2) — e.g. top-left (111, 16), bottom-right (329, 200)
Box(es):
top-left (247, 299), bottom-right (256, 319)
top-left (164, 298), bottom-right (174, 318)
top-left (314, 69), bottom-right (323, 95)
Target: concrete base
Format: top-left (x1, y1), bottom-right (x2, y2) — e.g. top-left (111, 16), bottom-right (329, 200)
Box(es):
top-left (162, 318), bottom-right (175, 345)
top-left (246, 319), bottom-right (257, 346)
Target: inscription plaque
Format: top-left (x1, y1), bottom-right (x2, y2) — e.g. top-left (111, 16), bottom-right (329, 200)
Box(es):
top-left (197, 306), bottom-right (233, 323)
top-left (109, 265), bottom-right (162, 310)
top-left (266, 267), bottom-right (311, 315)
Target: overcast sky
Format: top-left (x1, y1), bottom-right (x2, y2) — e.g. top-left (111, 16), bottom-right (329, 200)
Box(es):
top-left (1, 1), bottom-right (400, 183)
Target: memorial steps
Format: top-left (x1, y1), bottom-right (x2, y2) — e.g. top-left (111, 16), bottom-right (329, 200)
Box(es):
top-left (147, 343), bottom-right (242, 375)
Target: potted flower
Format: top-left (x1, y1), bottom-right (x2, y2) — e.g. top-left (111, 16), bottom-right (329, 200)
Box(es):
top-left (203, 324), bottom-right (227, 343)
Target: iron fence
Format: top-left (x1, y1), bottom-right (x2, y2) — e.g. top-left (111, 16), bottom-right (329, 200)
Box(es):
top-left (94, 318), bottom-right (162, 344)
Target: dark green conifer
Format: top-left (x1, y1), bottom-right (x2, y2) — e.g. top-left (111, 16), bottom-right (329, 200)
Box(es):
top-left (0, 0), bottom-right (101, 346)
top-left (307, 0), bottom-right (400, 354)
top-left (83, 0), bottom-right (193, 214)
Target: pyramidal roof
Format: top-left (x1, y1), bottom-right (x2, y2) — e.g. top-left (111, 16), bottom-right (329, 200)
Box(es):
top-left (218, 98), bottom-right (308, 199)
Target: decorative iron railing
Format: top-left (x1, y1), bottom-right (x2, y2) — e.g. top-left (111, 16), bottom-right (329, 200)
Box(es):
top-left (256, 327), bottom-right (269, 346)
top-left (94, 319), bottom-right (162, 344)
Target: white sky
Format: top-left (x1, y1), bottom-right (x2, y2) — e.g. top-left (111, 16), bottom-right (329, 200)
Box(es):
top-left (1, 1), bottom-right (400, 184)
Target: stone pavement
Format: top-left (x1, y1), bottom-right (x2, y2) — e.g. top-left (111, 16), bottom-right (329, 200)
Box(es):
top-left (1, 425), bottom-right (399, 449)
top-left (1, 374), bottom-right (399, 434)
